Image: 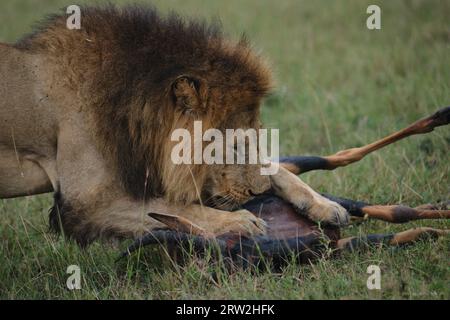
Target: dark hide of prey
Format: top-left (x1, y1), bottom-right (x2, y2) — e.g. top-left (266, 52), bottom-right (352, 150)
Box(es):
top-left (120, 107), bottom-right (450, 267)
top-left (120, 195), bottom-right (341, 267)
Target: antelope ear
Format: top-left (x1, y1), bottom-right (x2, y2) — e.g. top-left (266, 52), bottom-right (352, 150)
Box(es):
top-left (148, 212), bottom-right (214, 238)
top-left (172, 76), bottom-right (206, 114)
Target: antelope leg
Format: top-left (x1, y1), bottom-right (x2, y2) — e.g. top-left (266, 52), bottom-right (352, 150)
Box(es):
top-left (322, 194), bottom-right (450, 223)
top-left (280, 106), bottom-right (449, 174)
top-left (337, 227), bottom-right (449, 251)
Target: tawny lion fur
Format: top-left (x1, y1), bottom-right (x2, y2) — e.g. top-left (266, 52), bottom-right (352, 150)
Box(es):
top-left (0, 5), bottom-right (349, 246)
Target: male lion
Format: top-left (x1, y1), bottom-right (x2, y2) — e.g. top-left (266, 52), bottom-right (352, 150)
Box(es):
top-left (0, 5), bottom-right (348, 246)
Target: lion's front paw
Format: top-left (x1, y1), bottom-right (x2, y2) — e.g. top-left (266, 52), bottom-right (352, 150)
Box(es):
top-left (216, 209), bottom-right (267, 237)
top-left (308, 199), bottom-right (350, 227)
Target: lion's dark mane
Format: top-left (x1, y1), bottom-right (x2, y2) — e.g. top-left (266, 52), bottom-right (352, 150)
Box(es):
top-left (16, 4), bottom-right (271, 201)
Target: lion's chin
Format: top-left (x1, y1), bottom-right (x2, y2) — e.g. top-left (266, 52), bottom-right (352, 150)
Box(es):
top-left (206, 196), bottom-right (244, 211)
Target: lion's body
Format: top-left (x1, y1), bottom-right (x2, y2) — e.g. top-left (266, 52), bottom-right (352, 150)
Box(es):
top-left (0, 5), bottom-right (275, 244)
top-left (0, 43), bottom-right (55, 198)
top-left (0, 5), bottom-right (349, 245)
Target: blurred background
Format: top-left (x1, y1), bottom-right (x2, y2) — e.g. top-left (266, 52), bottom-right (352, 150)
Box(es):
top-left (0, 0), bottom-right (449, 299)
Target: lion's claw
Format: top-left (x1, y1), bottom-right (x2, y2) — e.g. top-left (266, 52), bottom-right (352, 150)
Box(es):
top-left (216, 209), bottom-right (267, 237)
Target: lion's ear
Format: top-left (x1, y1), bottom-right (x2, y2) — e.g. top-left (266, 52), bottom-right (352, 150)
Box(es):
top-left (172, 76), bottom-right (206, 114)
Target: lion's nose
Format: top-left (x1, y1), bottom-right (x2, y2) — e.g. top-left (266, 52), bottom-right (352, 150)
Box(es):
top-left (249, 182), bottom-right (272, 196)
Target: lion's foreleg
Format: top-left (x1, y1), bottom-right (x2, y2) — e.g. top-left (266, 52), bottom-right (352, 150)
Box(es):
top-left (50, 195), bottom-right (267, 246)
top-left (49, 193), bottom-right (162, 246)
top-left (270, 165), bottom-right (349, 226)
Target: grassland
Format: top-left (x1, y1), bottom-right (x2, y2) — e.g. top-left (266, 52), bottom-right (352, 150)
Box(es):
top-left (0, 0), bottom-right (449, 299)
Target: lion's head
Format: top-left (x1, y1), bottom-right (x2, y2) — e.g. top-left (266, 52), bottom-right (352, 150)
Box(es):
top-left (159, 40), bottom-right (274, 209)
top-left (19, 4), bottom-right (273, 209)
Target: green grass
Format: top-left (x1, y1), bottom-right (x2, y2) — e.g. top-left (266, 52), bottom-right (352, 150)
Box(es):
top-left (1, 0), bottom-right (449, 299)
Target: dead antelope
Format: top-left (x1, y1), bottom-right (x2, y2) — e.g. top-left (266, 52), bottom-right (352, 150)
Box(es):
top-left (122, 106), bottom-right (450, 267)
